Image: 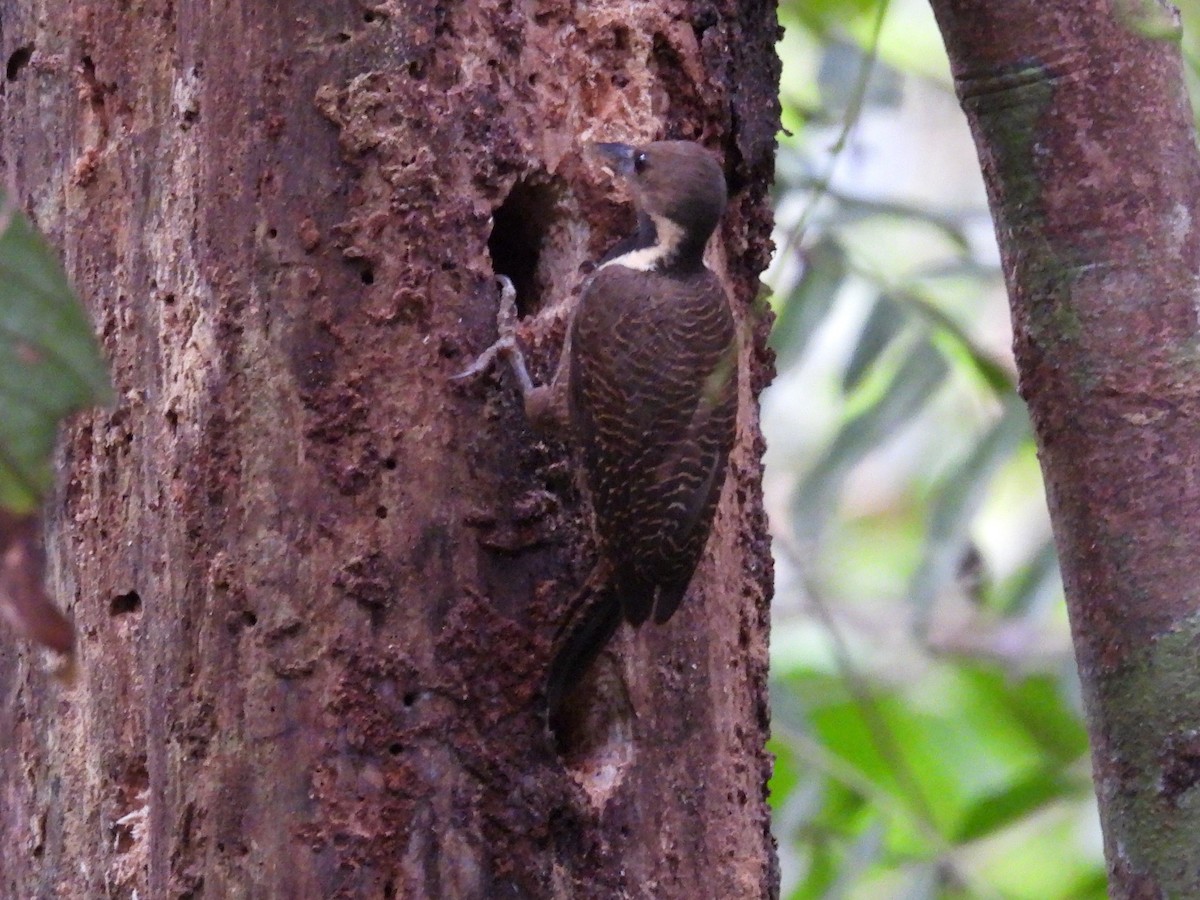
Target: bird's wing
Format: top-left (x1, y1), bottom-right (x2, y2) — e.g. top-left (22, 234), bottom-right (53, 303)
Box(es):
top-left (569, 266), bottom-right (738, 625)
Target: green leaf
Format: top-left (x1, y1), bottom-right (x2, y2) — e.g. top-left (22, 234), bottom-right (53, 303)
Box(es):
top-left (975, 808), bottom-right (1108, 899)
top-left (899, 291), bottom-right (1015, 395)
top-left (822, 819), bottom-right (884, 898)
top-left (842, 294), bottom-right (905, 392)
top-left (769, 734), bottom-right (804, 811)
top-left (907, 398), bottom-right (1031, 634)
top-left (781, 0), bottom-right (880, 38)
top-left (791, 337), bottom-right (947, 551)
top-left (954, 770), bottom-right (1077, 843)
top-left (770, 237), bottom-right (849, 369)
top-left (0, 194), bottom-right (112, 513)
top-left (817, 191), bottom-right (972, 253)
top-left (992, 538), bottom-right (1061, 617)
top-left (1117, 0), bottom-right (1183, 42)
top-left (985, 668), bottom-right (1090, 764)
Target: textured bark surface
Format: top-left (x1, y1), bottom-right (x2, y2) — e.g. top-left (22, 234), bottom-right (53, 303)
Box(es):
top-left (0, 1), bottom-right (779, 898)
top-left (929, 1), bottom-right (1200, 895)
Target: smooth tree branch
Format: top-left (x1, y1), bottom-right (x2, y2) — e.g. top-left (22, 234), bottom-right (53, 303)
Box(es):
top-left (928, 1), bottom-right (1200, 894)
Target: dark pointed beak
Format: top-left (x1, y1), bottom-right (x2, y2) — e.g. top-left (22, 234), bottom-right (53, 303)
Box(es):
top-left (588, 142), bottom-right (637, 177)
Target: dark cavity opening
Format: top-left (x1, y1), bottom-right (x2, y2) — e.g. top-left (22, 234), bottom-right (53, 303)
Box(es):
top-left (6, 45), bottom-right (33, 82)
top-left (110, 590), bottom-right (142, 616)
top-left (550, 652), bottom-right (634, 781)
top-left (488, 176), bottom-right (562, 318)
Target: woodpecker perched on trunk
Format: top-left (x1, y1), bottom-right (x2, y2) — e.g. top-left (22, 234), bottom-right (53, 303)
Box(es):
top-left (457, 140), bottom-right (738, 719)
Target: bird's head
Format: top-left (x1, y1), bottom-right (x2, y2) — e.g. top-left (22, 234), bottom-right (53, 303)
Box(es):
top-left (589, 141), bottom-right (727, 267)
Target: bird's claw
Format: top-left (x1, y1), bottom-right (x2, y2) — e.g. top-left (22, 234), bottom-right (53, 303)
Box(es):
top-left (450, 334), bottom-right (519, 382)
top-left (495, 274), bottom-right (518, 333)
top-left (450, 275), bottom-right (523, 382)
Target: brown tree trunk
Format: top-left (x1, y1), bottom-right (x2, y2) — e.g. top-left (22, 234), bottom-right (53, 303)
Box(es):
top-left (0, 1), bottom-right (779, 898)
top-left (928, 1), bottom-right (1200, 895)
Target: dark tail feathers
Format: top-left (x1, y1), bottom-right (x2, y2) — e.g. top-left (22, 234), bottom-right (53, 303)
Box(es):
top-left (546, 582), bottom-right (621, 721)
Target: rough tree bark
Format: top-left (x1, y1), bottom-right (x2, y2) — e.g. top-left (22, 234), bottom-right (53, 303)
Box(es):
top-left (928, 1), bottom-right (1200, 895)
top-left (0, 1), bottom-right (779, 898)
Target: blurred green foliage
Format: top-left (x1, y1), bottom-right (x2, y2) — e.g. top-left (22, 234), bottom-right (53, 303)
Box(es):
top-left (761, 0), bottom-right (1153, 895)
top-left (0, 191), bottom-right (111, 514)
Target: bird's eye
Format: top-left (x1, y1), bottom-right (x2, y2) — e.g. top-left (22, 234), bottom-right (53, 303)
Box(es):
top-left (633, 151), bottom-right (648, 174)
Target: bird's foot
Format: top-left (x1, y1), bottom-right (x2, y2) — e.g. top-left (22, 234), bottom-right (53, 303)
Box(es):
top-left (494, 273), bottom-right (518, 333)
top-left (451, 275), bottom-right (519, 380)
top-left (451, 276), bottom-right (534, 393)
top-left (450, 334), bottom-right (519, 382)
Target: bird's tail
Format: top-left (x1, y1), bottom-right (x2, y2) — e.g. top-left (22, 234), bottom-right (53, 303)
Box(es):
top-left (545, 564), bottom-right (622, 722)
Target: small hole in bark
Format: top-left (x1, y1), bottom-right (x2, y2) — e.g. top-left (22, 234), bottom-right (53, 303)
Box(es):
top-left (437, 336), bottom-right (459, 359)
top-left (488, 176), bottom-right (564, 317)
top-left (363, 10), bottom-right (380, 23)
top-left (388, 742), bottom-right (403, 755)
top-left (383, 456), bottom-right (397, 471)
top-left (383, 879), bottom-right (396, 899)
top-left (360, 266), bottom-right (375, 285)
top-left (110, 591), bottom-right (142, 616)
top-left (407, 60), bottom-right (424, 80)
top-left (267, 227), bottom-right (277, 239)
top-left (375, 505), bottom-right (388, 519)
top-left (113, 822), bottom-right (135, 853)
top-left (693, 9), bottom-right (718, 37)
top-left (402, 691), bottom-right (418, 707)
top-left (162, 292), bottom-right (176, 305)
top-left (335, 31), bottom-right (352, 43)
top-left (1160, 732), bottom-right (1200, 805)
top-left (6, 45), bottom-right (33, 82)
top-left (434, 15), bottom-right (452, 38)
top-left (242, 610), bottom-right (258, 628)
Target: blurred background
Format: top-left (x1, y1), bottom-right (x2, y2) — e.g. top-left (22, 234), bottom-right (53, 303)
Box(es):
top-left (764, 1), bottom-right (1200, 896)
